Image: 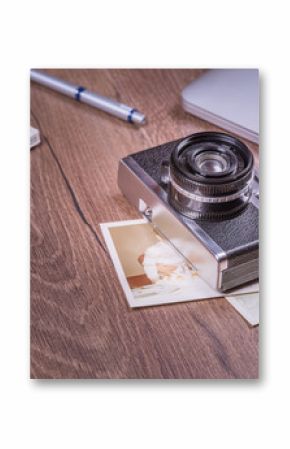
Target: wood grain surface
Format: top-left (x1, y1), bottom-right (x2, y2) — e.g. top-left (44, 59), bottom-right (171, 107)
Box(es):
top-left (30, 69), bottom-right (259, 379)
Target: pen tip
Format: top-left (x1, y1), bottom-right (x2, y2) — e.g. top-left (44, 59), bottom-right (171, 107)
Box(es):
top-left (139, 116), bottom-right (147, 126)
top-left (132, 110), bottom-right (146, 126)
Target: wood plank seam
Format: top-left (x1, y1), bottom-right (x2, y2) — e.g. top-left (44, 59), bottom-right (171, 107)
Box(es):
top-left (31, 109), bottom-right (108, 255)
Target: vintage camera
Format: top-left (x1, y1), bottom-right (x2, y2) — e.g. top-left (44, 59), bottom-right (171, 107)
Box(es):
top-left (118, 132), bottom-right (259, 291)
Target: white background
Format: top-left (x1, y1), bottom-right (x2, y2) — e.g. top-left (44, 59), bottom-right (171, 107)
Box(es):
top-left (0, 1), bottom-right (289, 447)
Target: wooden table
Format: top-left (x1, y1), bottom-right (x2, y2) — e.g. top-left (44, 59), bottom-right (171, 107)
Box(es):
top-left (31, 69), bottom-right (259, 379)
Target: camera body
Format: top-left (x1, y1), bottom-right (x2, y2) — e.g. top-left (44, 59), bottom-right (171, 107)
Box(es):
top-left (118, 133), bottom-right (259, 292)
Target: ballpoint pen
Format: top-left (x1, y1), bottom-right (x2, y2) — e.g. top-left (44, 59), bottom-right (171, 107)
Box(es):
top-left (30, 70), bottom-right (146, 125)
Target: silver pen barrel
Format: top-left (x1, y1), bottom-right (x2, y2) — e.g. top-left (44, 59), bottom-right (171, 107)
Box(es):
top-left (30, 70), bottom-right (146, 125)
top-left (31, 70), bottom-right (78, 98)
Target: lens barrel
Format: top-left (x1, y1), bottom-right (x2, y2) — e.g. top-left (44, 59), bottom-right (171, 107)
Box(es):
top-left (168, 132), bottom-right (254, 220)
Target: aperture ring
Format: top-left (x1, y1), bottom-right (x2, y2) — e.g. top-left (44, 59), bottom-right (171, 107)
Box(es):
top-left (170, 165), bottom-right (253, 196)
top-left (170, 176), bottom-right (252, 204)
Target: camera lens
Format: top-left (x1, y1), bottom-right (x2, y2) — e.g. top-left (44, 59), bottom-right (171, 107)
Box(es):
top-left (168, 132), bottom-right (254, 220)
top-left (195, 153), bottom-right (227, 174)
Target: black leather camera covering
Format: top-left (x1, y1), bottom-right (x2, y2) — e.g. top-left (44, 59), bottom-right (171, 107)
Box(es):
top-left (128, 137), bottom-right (259, 261)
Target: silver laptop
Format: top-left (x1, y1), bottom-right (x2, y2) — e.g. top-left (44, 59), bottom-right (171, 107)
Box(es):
top-left (182, 69), bottom-right (259, 143)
